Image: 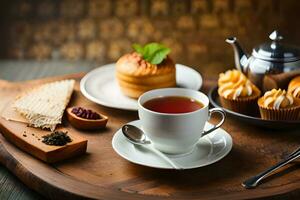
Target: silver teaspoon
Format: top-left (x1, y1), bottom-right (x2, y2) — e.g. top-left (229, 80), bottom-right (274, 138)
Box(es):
top-left (122, 124), bottom-right (183, 170)
top-left (242, 147), bottom-right (300, 189)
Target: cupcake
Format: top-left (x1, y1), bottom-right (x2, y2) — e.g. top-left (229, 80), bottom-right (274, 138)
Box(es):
top-left (218, 69), bottom-right (243, 86)
top-left (218, 70), bottom-right (261, 115)
top-left (258, 89), bottom-right (300, 121)
top-left (288, 76), bottom-right (300, 100)
top-left (116, 43), bottom-right (176, 99)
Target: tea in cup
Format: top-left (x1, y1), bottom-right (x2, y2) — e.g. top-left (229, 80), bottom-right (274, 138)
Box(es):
top-left (138, 88), bottom-right (226, 155)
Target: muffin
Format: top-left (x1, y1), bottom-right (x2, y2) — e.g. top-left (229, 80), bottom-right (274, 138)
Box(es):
top-left (258, 89), bottom-right (300, 121)
top-left (218, 70), bottom-right (261, 115)
top-left (116, 52), bottom-right (176, 98)
top-left (288, 76), bottom-right (300, 100)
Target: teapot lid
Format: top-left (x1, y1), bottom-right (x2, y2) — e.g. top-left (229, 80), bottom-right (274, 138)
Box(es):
top-left (252, 30), bottom-right (300, 62)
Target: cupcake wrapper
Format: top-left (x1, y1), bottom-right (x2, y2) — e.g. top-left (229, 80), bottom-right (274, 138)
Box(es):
top-left (219, 95), bottom-right (260, 116)
top-left (258, 105), bottom-right (300, 121)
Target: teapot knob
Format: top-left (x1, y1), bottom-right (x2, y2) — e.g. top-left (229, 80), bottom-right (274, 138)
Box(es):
top-left (269, 30), bottom-right (283, 41)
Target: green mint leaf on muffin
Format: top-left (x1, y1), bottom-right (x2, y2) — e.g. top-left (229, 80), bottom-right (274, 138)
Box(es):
top-left (132, 44), bottom-right (144, 54)
top-left (148, 47), bottom-right (171, 65)
top-left (132, 43), bottom-right (171, 65)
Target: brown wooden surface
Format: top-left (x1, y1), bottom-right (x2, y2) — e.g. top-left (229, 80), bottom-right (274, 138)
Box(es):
top-left (0, 82), bottom-right (88, 163)
top-left (0, 74), bottom-right (300, 200)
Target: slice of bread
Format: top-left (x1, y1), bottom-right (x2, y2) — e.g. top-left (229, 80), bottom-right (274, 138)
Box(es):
top-left (13, 79), bottom-right (75, 131)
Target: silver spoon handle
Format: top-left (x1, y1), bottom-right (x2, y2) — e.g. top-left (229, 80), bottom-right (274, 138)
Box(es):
top-left (144, 145), bottom-right (183, 170)
top-left (242, 150), bottom-right (300, 189)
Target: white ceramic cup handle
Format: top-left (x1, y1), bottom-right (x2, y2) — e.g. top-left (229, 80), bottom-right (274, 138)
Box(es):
top-left (202, 108), bottom-right (226, 137)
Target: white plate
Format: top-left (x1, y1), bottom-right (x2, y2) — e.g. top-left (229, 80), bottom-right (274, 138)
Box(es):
top-left (80, 63), bottom-right (202, 111)
top-left (112, 120), bottom-right (232, 170)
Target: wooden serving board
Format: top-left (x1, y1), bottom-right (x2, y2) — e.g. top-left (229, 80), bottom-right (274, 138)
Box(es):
top-left (0, 76), bottom-right (88, 163)
top-left (0, 74), bottom-right (300, 200)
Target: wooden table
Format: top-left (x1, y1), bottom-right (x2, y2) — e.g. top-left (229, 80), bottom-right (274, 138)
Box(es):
top-left (0, 61), bottom-right (300, 200)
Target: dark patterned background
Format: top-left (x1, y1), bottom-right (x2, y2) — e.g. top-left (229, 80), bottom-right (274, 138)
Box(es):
top-left (0, 0), bottom-right (300, 75)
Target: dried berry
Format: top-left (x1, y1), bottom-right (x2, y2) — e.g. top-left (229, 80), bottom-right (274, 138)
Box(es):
top-left (71, 107), bottom-right (101, 120)
top-left (42, 131), bottom-right (72, 146)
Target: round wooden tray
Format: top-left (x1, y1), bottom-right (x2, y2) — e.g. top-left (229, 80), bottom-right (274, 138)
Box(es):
top-left (0, 75), bottom-right (300, 200)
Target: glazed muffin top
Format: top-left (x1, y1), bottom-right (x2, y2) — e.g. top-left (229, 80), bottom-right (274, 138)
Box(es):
top-left (218, 69), bottom-right (260, 100)
top-left (258, 89), bottom-right (294, 109)
top-left (288, 76), bottom-right (300, 98)
top-left (116, 52), bottom-right (175, 77)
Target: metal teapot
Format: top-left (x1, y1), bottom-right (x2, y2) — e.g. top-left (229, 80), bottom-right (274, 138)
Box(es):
top-left (226, 30), bottom-right (300, 92)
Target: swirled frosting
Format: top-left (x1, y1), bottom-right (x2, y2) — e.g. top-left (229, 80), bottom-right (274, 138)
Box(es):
top-left (261, 89), bottom-right (294, 109)
top-left (218, 69), bottom-right (244, 86)
top-left (288, 76), bottom-right (300, 98)
top-left (218, 71), bottom-right (257, 100)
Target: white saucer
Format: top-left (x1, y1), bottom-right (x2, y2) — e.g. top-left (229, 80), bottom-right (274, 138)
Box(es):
top-left (80, 63), bottom-right (202, 111)
top-left (112, 120), bottom-right (232, 170)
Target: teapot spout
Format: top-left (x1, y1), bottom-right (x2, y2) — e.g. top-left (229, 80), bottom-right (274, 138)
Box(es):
top-left (226, 37), bottom-right (249, 74)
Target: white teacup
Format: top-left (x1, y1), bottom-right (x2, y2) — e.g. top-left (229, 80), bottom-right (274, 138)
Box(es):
top-left (138, 88), bottom-right (226, 155)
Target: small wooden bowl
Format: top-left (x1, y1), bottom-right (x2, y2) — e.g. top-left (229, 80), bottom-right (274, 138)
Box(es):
top-left (66, 107), bottom-right (108, 130)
